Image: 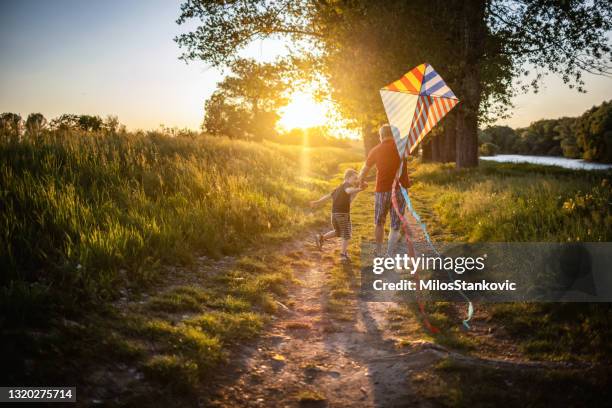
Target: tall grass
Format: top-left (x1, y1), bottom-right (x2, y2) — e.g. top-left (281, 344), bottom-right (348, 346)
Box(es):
top-left (410, 161), bottom-right (611, 242)
top-left (408, 161), bottom-right (612, 360)
top-left (0, 129), bottom-right (359, 317)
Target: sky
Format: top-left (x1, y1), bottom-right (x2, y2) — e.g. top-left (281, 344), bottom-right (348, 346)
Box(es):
top-left (1, 0), bottom-right (611, 132)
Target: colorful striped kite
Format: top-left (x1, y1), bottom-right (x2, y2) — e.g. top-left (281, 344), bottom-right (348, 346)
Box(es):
top-left (380, 63), bottom-right (473, 330)
top-left (380, 63), bottom-right (459, 158)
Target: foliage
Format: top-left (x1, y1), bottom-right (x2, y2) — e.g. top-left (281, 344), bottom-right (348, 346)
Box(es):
top-left (478, 100), bottom-right (612, 163)
top-left (478, 142), bottom-right (499, 156)
top-left (488, 1), bottom-right (612, 94)
top-left (478, 125), bottom-right (518, 153)
top-left (575, 100), bottom-right (612, 163)
top-left (1, 113), bottom-right (125, 137)
top-left (175, 0), bottom-right (612, 168)
top-left (515, 119), bottom-right (564, 156)
top-left (25, 113), bottom-right (47, 135)
top-left (0, 113), bottom-right (23, 142)
top-left (50, 114), bottom-right (98, 131)
top-left (0, 127), bottom-right (358, 312)
top-left (203, 58), bottom-right (290, 140)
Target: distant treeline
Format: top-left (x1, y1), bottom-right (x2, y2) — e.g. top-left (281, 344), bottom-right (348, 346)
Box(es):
top-left (478, 100), bottom-right (612, 163)
top-left (0, 113), bottom-right (125, 138)
top-left (0, 112), bottom-right (351, 148)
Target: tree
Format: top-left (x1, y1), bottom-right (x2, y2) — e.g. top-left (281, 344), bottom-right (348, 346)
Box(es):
top-left (49, 114), bottom-right (104, 132)
top-left (50, 114), bottom-right (79, 131)
top-left (202, 58), bottom-right (289, 140)
top-left (25, 113), bottom-right (47, 135)
top-left (104, 115), bottom-right (120, 133)
top-left (176, 0), bottom-right (612, 167)
top-left (77, 115), bottom-right (103, 132)
top-left (556, 117), bottom-right (581, 159)
top-left (479, 142), bottom-right (500, 156)
top-left (479, 126), bottom-right (518, 153)
top-left (0, 113), bottom-right (23, 142)
top-left (575, 100), bottom-right (612, 163)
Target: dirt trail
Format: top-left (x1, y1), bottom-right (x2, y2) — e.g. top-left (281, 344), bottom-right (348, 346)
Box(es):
top-left (204, 235), bottom-right (450, 408)
top-left (202, 215), bottom-right (593, 408)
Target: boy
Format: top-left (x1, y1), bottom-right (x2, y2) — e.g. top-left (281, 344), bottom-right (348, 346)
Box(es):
top-left (310, 168), bottom-right (367, 262)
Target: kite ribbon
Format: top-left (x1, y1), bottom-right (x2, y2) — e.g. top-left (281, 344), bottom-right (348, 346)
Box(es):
top-left (391, 178), bottom-right (439, 334)
top-left (391, 161), bottom-right (473, 330)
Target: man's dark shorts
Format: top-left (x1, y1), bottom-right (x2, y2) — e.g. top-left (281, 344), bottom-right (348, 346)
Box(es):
top-left (374, 190), bottom-right (405, 230)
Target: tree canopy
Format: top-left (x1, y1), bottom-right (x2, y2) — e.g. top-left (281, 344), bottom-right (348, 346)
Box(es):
top-left (176, 0), bottom-right (612, 167)
top-left (478, 99), bottom-right (612, 163)
top-left (203, 58), bottom-right (290, 140)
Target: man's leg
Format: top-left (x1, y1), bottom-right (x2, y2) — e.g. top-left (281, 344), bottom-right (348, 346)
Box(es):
top-left (375, 224), bottom-right (385, 252)
top-left (388, 189), bottom-right (406, 255)
top-left (374, 192), bottom-right (391, 255)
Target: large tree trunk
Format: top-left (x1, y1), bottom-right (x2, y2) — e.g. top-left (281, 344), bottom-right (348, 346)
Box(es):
top-left (441, 117), bottom-right (456, 162)
top-left (431, 134), bottom-right (442, 162)
top-left (422, 140), bottom-right (433, 162)
top-left (454, 0), bottom-right (486, 168)
top-left (455, 103), bottom-right (479, 167)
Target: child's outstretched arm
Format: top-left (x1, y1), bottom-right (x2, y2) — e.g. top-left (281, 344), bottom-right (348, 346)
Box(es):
top-left (310, 193), bottom-right (332, 208)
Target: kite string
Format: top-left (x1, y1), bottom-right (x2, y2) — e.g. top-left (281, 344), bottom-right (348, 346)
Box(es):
top-left (398, 183), bottom-right (473, 329)
top-left (394, 159), bottom-right (473, 330)
top-left (391, 177), bottom-right (439, 334)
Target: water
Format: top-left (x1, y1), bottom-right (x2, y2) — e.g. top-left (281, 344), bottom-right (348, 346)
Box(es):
top-left (480, 154), bottom-right (612, 171)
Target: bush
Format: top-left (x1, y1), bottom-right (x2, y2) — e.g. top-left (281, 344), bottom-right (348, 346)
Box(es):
top-left (479, 142), bottom-right (499, 156)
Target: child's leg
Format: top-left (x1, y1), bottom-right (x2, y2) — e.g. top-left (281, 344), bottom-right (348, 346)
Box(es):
top-left (341, 238), bottom-right (349, 255)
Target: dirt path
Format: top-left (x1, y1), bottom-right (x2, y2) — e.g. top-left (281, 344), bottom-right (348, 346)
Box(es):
top-left (201, 218), bottom-right (597, 408)
top-left (203, 235), bottom-right (449, 408)
top-left (72, 219), bottom-right (602, 406)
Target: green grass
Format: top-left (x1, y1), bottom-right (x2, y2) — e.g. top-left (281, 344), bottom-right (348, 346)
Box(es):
top-left (0, 129), bottom-right (360, 324)
top-left (404, 160), bottom-right (612, 361)
top-left (410, 161), bottom-right (611, 242)
top-left (0, 128), bottom-right (362, 402)
top-left (295, 389), bottom-right (326, 403)
top-left (423, 357), bottom-right (612, 407)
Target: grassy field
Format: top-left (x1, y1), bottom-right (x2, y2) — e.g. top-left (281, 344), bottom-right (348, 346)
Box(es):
top-left (2, 129), bottom-right (611, 403)
top-left (398, 160), bottom-right (612, 362)
top-left (0, 130), bottom-right (361, 324)
top-left (0, 129), bottom-right (363, 402)
top-left (409, 161), bottom-right (611, 242)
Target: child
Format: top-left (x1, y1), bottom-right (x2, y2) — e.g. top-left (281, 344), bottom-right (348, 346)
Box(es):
top-left (310, 168), bottom-right (367, 262)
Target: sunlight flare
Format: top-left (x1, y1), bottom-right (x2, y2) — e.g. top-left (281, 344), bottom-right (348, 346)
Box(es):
top-left (277, 91), bottom-right (328, 130)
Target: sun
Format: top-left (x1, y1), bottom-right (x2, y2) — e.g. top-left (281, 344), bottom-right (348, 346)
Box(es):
top-left (277, 91), bottom-right (328, 130)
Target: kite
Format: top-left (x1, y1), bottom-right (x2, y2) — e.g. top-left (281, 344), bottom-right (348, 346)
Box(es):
top-left (380, 63), bottom-right (459, 158)
top-left (380, 63), bottom-right (473, 330)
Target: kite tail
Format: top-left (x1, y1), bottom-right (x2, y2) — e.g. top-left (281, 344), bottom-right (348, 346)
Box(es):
top-left (396, 181), bottom-right (474, 330)
top-left (391, 178), bottom-right (439, 334)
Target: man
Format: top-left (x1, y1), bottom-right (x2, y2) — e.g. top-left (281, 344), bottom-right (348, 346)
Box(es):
top-left (358, 124), bottom-right (410, 256)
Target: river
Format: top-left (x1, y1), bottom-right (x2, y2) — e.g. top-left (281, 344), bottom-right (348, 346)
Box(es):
top-left (480, 154), bottom-right (612, 171)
